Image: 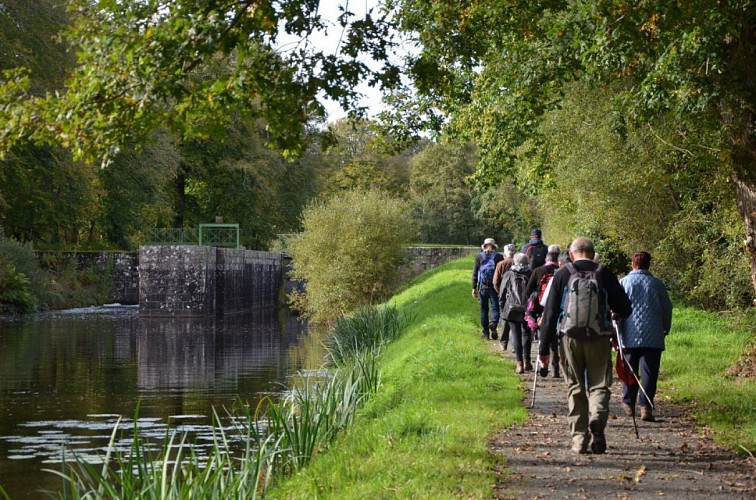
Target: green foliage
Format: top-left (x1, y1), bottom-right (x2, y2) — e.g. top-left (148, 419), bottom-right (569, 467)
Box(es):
top-left (409, 141), bottom-right (482, 244)
top-left (0, 258), bottom-right (37, 314)
top-left (535, 82), bottom-right (752, 308)
top-left (325, 305), bottom-right (409, 365)
top-left (318, 119), bottom-right (414, 200)
top-left (288, 189), bottom-right (415, 323)
top-left (0, 0), bottom-right (401, 165)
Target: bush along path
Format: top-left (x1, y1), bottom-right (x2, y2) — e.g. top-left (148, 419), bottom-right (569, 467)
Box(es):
top-left (490, 324), bottom-right (756, 498)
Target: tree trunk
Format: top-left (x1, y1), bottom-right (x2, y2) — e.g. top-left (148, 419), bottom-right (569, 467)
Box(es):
top-left (732, 173), bottom-right (756, 303)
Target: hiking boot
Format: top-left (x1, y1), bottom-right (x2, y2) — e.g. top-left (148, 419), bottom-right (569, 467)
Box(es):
top-left (489, 322), bottom-right (498, 340)
top-left (552, 367), bottom-right (561, 378)
top-left (589, 420), bottom-right (606, 454)
top-left (539, 365), bottom-right (549, 377)
top-left (515, 361), bottom-right (524, 374)
top-left (481, 332), bottom-right (490, 340)
top-left (641, 407), bottom-right (655, 422)
top-left (622, 402), bottom-right (635, 417)
top-left (524, 360), bottom-right (533, 371)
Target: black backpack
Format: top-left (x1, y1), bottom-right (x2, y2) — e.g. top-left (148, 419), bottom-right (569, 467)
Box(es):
top-left (502, 270), bottom-right (528, 322)
top-left (526, 243), bottom-right (547, 269)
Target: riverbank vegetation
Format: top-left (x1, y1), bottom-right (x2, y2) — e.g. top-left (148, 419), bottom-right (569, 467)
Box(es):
top-left (287, 190), bottom-right (415, 323)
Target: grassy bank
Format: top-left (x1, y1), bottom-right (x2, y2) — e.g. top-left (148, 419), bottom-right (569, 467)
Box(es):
top-left (661, 306), bottom-right (756, 452)
top-left (270, 256), bottom-right (528, 498)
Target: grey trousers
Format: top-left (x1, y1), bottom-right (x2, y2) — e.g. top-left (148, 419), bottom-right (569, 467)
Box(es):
top-left (558, 335), bottom-right (613, 447)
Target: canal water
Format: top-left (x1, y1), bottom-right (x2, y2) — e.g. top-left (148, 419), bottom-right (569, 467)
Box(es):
top-left (0, 306), bottom-right (321, 498)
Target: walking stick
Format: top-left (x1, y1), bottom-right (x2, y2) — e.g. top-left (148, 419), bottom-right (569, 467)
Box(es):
top-left (531, 357), bottom-right (538, 408)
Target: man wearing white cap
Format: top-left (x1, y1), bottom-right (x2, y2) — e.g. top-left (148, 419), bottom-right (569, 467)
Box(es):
top-left (472, 238), bottom-right (504, 339)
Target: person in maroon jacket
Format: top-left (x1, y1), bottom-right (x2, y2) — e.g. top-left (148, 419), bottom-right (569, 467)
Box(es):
top-left (539, 237), bottom-right (632, 455)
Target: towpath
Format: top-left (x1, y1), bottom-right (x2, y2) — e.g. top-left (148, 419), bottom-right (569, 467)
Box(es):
top-left (489, 342), bottom-right (756, 499)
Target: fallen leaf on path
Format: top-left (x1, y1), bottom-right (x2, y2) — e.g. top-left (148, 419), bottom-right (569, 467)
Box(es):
top-left (634, 464), bottom-right (647, 483)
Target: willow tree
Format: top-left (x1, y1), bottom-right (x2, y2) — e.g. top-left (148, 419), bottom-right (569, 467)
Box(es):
top-left (386, 0), bottom-right (756, 297)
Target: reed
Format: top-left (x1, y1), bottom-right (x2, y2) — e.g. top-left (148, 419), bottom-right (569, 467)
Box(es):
top-left (326, 304), bottom-right (410, 364)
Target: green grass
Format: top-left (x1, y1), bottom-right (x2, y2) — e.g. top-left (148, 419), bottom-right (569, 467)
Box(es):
top-left (660, 306), bottom-right (756, 452)
top-left (270, 256), bottom-right (528, 498)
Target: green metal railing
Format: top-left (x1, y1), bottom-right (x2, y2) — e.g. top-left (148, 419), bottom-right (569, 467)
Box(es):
top-left (146, 224), bottom-right (240, 248)
top-left (199, 224), bottom-right (240, 248)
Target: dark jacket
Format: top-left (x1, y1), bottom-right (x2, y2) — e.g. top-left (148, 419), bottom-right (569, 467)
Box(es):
top-left (539, 259), bottom-right (632, 356)
top-left (521, 239), bottom-right (548, 269)
top-left (524, 261), bottom-right (559, 300)
top-left (472, 250), bottom-right (504, 289)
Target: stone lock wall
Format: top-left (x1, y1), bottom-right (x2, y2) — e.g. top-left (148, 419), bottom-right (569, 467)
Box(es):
top-left (139, 245), bottom-right (283, 317)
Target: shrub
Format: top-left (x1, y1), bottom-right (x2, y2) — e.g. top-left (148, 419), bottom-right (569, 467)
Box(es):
top-left (0, 236), bottom-right (50, 313)
top-left (0, 258), bottom-right (38, 314)
top-left (288, 190), bottom-right (415, 323)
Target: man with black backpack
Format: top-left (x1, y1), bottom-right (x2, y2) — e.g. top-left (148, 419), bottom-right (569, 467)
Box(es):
top-left (538, 237), bottom-right (632, 455)
top-left (521, 228), bottom-right (548, 270)
top-left (472, 238), bottom-right (504, 340)
top-left (525, 244), bottom-right (561, 377)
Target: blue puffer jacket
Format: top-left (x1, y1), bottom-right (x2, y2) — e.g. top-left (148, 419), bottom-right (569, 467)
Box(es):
top-left (619, 269), bottom-right (673, 350)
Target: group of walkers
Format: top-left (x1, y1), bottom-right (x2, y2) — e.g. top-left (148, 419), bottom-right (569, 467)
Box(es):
top-left (472, 230), bottom-right (673, 455)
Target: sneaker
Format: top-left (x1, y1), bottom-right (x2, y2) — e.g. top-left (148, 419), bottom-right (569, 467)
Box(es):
top-left (571, 438), bottom-right (588, 455)
top-left (481, 332), bottom-right (490, 340)
top-left (515, 362), bottom-right (524, 374)
top-left (622, 402), bottom-right (635, 417)
top-left (589, 420), bottom-right (606, 454)
top-left (641, 407), bottom-right (655, 422)
top-left (489, 322), bottom-right (498, 340)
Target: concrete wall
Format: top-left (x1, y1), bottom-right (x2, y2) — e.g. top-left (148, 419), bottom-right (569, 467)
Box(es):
top-left (36, 251), bottom-right (139, 305)
top-left (400, 246), bottom-right (479, 281)
top-left (139, 245), bottom-right (283, 317)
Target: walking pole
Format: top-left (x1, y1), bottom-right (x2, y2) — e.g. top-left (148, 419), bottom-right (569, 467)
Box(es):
top-left (613, 320), bottom-right (655, 409)
top-left (531, 357), bottom-right (539, 408)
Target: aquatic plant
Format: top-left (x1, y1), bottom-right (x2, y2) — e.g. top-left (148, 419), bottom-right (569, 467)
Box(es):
top-left (325, 304), bottom-right (410, 365)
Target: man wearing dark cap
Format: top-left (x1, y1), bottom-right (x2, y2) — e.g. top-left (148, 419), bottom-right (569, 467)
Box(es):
top-left (521, 229), bottom-right (548, 270)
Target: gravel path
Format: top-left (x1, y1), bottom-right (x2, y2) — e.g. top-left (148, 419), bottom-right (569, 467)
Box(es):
top-left (489, 341), bottom-right (756, 499)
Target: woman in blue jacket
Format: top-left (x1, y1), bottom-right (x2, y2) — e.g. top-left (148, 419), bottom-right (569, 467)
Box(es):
top-left (618, 251), bottom-right (673, 422)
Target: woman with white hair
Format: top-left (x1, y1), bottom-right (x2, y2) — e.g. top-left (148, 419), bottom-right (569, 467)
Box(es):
top-left (499, 252), bottom-right (533, 373)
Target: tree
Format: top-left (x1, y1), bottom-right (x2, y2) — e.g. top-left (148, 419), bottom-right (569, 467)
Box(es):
top-left (0, 0), bottom-right (400, 165)
top-left (409, 141), bottom-right (481, 244)
top-left (318, 119), bottom-right (413, 199)
top-left (288, 189), bottom-right (415, 323)
top-left (388, 0), bottom-right (756, 298)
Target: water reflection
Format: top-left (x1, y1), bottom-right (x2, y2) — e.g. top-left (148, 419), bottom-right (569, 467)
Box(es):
top-left (0, 306), bottom-right (323, 499)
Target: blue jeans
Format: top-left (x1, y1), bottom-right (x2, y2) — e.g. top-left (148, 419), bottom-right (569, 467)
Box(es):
top-left (621, 348), bottom-right (663, 408)
top-left (478, 285), bottom-right (500, 335)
